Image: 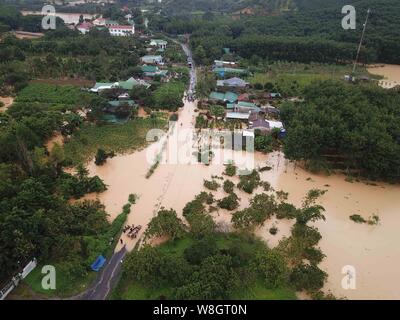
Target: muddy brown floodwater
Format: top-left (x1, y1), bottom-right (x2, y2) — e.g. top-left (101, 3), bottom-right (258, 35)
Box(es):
top-left (84, 95), bottom-right (400, 299)
top-left (367, 64), bottom-right (400, 89)
top-left (0, 96), bottom-right (14, 113)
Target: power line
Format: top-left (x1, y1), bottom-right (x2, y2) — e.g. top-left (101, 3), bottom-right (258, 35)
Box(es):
top-left (352, 8), bottom-right (371, 75)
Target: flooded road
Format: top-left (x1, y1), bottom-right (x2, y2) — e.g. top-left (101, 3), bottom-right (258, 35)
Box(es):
top-left (83, 45), bottom-right (400, 299)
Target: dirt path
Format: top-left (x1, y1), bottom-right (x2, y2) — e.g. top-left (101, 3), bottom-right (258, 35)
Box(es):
top-left (0, 96), bottom-right (14, 112)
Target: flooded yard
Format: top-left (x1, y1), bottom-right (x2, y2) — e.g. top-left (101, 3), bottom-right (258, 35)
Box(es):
top-left (83, 97), bottom-right (400, 299)
top-left (367, 64), bottom-right (400, 88)
top-left (21, 11), bottom-right (98, 24)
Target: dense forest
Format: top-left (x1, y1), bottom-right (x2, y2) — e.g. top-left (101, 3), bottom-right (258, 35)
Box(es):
top-left (0, 6), bottom-right (149, 95)
top-left (148, 0), bottom-right (400, 65)
top-left (0, 84), bottom-right (116, 285)
top-left (281, 81), bottom-right (400, 182)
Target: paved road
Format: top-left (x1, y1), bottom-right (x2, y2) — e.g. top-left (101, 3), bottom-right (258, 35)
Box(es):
top-left (72, 42), bottom-right (196, 301)
top-left (72, 246), bottom-right (126, 300)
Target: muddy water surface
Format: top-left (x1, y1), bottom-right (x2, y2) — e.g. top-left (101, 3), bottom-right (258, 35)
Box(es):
top-left (368, 64), bottom-right (400, 88)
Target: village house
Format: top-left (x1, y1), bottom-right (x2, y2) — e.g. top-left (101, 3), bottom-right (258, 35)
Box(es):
top-left (141, 65), bottom-right (168, 78)
top-left (213, 67), bottom-right (248, 78)
top-left (213, 67), bottom-right (249, 77)
top-left (226, 101), bottom-right (259, 113)
top-left (214, 60), bottom-right (238, 68)
top-left (76, 21), bottom-right (93, 34)
top-left (108, 25), bottom-right (135, 36)
top-left (93, 18), bottom-right (119, 27)
top-left (248, 118), bottom-right (270, 134)
top-left (90, 77), bottom-right (149, 93)
top-left (141, 55), bottom-right (164, 65)
top-left (150, 39), bottom-right (168, 51)
top-left (216, 77), bottom-right (249, 90)
top-left (209, 91), bottom-right (238, 104)
top-left (225, 112), bottom-right (250, 121)
top-left (238, 93), bottom-right (253, 102)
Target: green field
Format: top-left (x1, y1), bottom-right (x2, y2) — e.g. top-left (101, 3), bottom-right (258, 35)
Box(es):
top-left (64, 117), bottom-right (167, 165)
top-left (13, 83), bottom-right (93, 111)
top-left (248, 62), bottom-right (379, 95)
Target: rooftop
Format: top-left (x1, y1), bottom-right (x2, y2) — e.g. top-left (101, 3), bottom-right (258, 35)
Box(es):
top-left (214, 67), bottom-right (248, 75)
top-left (226, 112), bottom-right (250, 120)
top-left (109, 25), bottom-right (133, 30)
top-left (209, 91), bottom-right (238, 103)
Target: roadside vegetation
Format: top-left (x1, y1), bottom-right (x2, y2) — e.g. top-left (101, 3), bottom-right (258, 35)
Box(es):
top-left (112, 182), bottom-right (332, 300)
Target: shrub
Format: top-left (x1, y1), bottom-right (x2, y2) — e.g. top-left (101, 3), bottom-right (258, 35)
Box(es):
top-left (224, 163), bottom-right (236, 176)
top-left (223, 180), bottom-right (235, 193)
top-left (184, 237), bottom-right (217, 265)
top-left (95, 148), bottom-right (108, 166)
top-left (128, 193), bottom-right (137, 204)
top-left (289, 264), bottom-right (327, 292)
top-left (218, 193), bottom-right (239, 211)
top-left (237, 170), bottom-right (260, 194)
top-left (269, 226), bottom-right (278, 235)
top-left (203, 179), bottom-right (220, 191)
top-left (349, 214), bottom-right (366, 224)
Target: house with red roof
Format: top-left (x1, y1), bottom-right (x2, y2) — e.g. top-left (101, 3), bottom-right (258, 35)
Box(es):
top-left (76, 21), bottom-right (93, 34)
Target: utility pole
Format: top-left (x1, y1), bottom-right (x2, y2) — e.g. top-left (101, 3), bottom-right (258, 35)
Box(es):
top-left (352, 8), bottom-right (371, 75)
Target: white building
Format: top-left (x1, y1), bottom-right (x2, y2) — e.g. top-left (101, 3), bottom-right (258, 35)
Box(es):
top-left (150, 39), bottom-right (168, 50)
top-left (266, 120), bottom-right (284, 130)
top-left (108, 25), bottom-right (135, 37)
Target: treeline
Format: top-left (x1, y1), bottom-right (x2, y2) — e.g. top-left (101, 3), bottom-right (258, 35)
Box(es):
top-left (0, 5), bottom-right (66, 32)
top-left (281, 80), bottom-right (400, 182)
top-left (0, 29), bottom-right (146, 94)
top-left (228, 36), bottom-right (374, 64)
top-left (150, 0), bottom-right (400, 65)
top-left (0, 81), bottom-right (119, 285)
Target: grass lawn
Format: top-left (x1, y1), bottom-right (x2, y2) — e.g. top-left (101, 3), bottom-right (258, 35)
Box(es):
top-left (64, 117), bottom-right (167, 165)
top-left (248, 62), bottom-right (379, 94)
top-left (11, 262), bottom-right (98, 299)
top-left (111, 233), bottom-right (297, 300)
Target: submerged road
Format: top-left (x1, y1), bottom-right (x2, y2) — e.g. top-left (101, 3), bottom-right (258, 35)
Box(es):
top-left (72, 246), bottom-right (126, 300)
top-left (73, 41), bottom-right (196, 300)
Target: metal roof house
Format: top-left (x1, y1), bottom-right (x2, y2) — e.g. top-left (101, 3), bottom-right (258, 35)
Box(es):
top-left (140, 65), bottom-right (168, 78)
top-left (141, 55), bottom-right (164, 65)
top-left (249, 119), bottom-right (270, 133)
top-left (90, 82), bottom-right (119, 93)
top-left (90, 77), bottom-right (150, 93)
top-left (209, 91), bottom-right (238, 103)
top-left (226, 112), bottom-right (250, 121)
top-left (213, 67), bottom-right (248, 77)
top-left (217, 77), bottom-right (249, 88)
top-left (150, 39), bottom-right (168, 50)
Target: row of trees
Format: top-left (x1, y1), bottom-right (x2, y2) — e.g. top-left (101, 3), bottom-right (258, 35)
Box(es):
top-left (149, 0), bottom-right (400, 65)
top-left (281, 80), bottom-right (400, 182)
top-left (0, 82), bottom-right (112, 284)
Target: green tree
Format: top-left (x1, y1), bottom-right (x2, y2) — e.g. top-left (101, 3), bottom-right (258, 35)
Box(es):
top-left (145, 208), bottom-right (186, 241)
